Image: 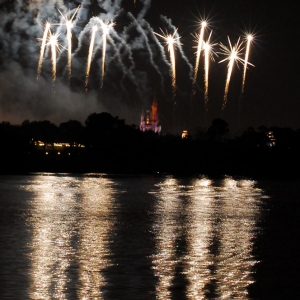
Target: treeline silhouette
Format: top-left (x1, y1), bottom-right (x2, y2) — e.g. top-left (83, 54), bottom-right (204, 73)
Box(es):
top-left (1, 113), bottom-right (300, 178)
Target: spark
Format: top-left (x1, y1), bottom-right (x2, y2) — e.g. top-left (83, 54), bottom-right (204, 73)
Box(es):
top-left (85, 25), bottom-right (98, 92)
top-left (154, 28), bottom-right (181, 93)
top-left (193, 21), bottom-right (207, 83)
top-left (241, 34), bottom-right (254, 94)
top-left (58, 5), bottom-right (80, 85)
top-left (202, 31), bottom-right (217, 110)
top-left (47, 30), bottom-right (62, 82)
top-left (99, 20), bottom-right (115, 88)
top-left (37, 21), bottom-right (51, 79)
top-left (219, 36), bottom-right (245, 109)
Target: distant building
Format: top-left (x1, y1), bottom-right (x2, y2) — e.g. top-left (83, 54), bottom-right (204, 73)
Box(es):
top-left (181, 130), bottom-right (189, 139)
top-left (266, 131), bottom-right (276, 148)
top-left (31, 139), bottom-right (85, 156)
top-left (140, 97), bottom-right (161, 133)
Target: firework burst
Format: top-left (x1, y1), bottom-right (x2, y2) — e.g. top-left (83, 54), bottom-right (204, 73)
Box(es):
top-left (193, 20), bottom-right (207, 83)
top-left (47, 30), bottom-right (63, 82)
top-left (58, 6), bottom-right (80, 85)
top-left (219, 36), bottom-right (245, 109)
top-left (99, 20), bottom-right (115, 88)
top-left (85, 25), bottom-right (98, 92)
top-left (37, 21), bottom-right (51, 79)
top-left (154, 28), bottom-right (181, 94)
top-left (202, 31), bottom-right (217, 110)
top-left (241, 34), bottom-right (254, 94)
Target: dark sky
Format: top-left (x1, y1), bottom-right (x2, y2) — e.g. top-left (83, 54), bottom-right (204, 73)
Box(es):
top-left (0, 0), bottom-right (299, 134)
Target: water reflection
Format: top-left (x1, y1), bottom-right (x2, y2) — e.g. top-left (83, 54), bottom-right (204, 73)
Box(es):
top-left (152, 177), bottom-right (183, 299)
top-left (28, 176), bottom-right (78, 299)
top-left (152, 176), bottom-right (263, 299)
top-left (2, 174), bottom-right (265, 299)
top-left (212, 178), bottom-right (262, 299)
top-left (184, 178), bottom-right (215, 299)
top-left (27, 175), bottom-right (116, 299)
top-left (77, 177), bottom-right (115, 299)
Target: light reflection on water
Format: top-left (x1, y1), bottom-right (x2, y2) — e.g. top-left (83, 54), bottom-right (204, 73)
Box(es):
top-left (152, 176), bottom-right (262, 299)
top-left (0, 174), bottom-right (265, 299)
top-left (26, 175), bottom-right (117, 299)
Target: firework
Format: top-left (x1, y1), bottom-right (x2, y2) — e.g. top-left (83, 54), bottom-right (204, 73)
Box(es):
top-left (99, 20), bottom-right (115, 88)
top-left (154, 28), bottom-right (180, 93)
top-left (203, 31), bottom-right (217, 110)
top-left (58, 6), bottom-right (80, 84)
top-left (37, 21), bottom-right (51, 79)
top-left (193, 21), bottom-right (207, 83)
top-left (47, 31), bottom-right (62, 82)
top-left (241, 34), bottom-right (254, 94)
top-left (85, 25), bottom-right (98, 92)
top-left (219, 36), bottom-right (245, 109)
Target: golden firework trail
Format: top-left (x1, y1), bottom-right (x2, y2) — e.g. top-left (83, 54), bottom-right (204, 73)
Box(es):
top-left (193, 21), bottom-right (207, 82)
top-left (85, 25), bottom-right (98, 92)
top-left (37, 21), bottom-right (51, 79)
top-left (219, 36), bottom-right (245, 109)
top-left (58, 5), bottom-right (80, 84)
top-left (100, 20), bottom-right (114, 88)
top-left (241, 34), bottom-right (254, 94)
top-left (47, 30), bottom-right (62, 82)
top-left (203, 31), bottom-right (217, 110)
top-left (154, 28), bottom-right (180, 93)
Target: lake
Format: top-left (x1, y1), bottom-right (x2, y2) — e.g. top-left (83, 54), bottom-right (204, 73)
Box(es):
top-left (0, 173), bottom-right (299, 299)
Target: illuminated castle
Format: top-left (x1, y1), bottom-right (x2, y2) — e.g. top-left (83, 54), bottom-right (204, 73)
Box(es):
top-left (140, 98), bottom-right (161, 134)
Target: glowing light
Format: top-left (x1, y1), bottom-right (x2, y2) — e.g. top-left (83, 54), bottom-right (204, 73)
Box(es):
top-left (202, 31), bottom-right (217, 110)
top-left (33, 4), bottom-right (258, 107)
top-left (99, 20), bottom-right (115, 88)
top-left (193, 21), bottom-right (207, 83)
top-left (241, 34), bottom-right (254, 94)
top-left (47, 31), bottom-right (62, 82)
top-left (58, 6), bottom-right (80, 85)
top-left (219, 36), bottom-right (245, 109)
top-left (85, 25), bottom-right (98, 92)
top-left (154, 28), bottom-right (181, 94)
top-left (37, 21), bottom-right (51, 79)
top-left (182, 130), bottom-right (188, 139)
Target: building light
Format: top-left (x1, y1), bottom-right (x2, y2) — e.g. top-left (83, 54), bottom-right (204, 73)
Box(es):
top-left (266, 131), bottom-right (276, 148)
top-left (182, 130), bottom-right (188, 139)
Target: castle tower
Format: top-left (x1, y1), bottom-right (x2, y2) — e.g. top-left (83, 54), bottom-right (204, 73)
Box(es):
top-left (151, 98), bottom-right (158, 123)
top-left (140, 96), bottom-right (161, 133)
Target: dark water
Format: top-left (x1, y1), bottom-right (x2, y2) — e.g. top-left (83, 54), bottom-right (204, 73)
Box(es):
top-left (0, 174), bottom-right (299, 299)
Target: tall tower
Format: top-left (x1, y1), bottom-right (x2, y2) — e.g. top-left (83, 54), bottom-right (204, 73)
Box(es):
top-left (151, 97), bottom-right (158, 123)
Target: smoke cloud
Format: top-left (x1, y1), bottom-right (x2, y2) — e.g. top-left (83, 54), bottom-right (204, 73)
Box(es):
top-left (0, 0), bottom-right (196, 130)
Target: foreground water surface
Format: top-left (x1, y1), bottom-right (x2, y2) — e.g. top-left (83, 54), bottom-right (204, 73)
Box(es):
top-left (0, 173), bottom-right (299, 299)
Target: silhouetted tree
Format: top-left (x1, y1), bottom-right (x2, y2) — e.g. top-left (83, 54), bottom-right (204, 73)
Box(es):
top-left (207, 118), bottom-right (229, 142)
top-left (239, 127), bottom-right (260, 148)
top-left (59, 120), bottom-right (84, 142)
top-left (85, 112), bottom-right (133, 147)
top-left (21, 120), bottom-right (58, 142)
top-left (85, 112), bottom-right (125, 131)
top-left (270, 127), bottom-right (296, 149)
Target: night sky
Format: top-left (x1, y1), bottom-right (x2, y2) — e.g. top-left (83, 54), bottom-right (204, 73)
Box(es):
top-left (0, 0), bottom-right (299, 134)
